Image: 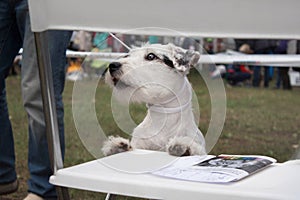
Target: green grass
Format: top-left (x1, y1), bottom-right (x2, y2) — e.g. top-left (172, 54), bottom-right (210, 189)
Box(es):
top-left (4, 70), bottom-right (300, 199)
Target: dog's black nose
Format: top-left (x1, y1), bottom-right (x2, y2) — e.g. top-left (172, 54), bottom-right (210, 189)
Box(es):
top-left (109, 62), bottom-right (122, 74)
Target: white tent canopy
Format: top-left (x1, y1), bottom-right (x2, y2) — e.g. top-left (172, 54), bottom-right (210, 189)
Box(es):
top-left (29, 0), bottom-right (300, 39)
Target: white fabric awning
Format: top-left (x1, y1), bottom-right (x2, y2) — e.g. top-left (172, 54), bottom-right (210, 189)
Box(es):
top-left (28, 0), bottom-right (300, 39)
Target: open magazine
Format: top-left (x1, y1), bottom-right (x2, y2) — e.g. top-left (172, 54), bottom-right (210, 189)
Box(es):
top-left (152, 154), bottom-right (276, 183)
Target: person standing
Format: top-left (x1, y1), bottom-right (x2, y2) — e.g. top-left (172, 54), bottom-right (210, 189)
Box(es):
top-left (274, 40), bottom-right (291, 90)
top-left (0, 0), bottom-right (72, 199)
top-left (251, 40), bottom-right (276, 88)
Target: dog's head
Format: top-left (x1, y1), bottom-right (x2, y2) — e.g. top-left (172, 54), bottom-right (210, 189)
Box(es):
top-left (105, 43), bottom-right (200, 104)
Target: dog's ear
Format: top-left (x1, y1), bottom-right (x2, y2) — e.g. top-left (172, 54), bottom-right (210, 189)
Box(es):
top-left (184, 49), bottom-right (200, 68)
top-left (168, 44), bottom-right (200, 74)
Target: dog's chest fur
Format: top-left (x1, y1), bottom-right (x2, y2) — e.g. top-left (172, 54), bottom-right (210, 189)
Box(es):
top-left (131, 83), bottom-right (204, 151)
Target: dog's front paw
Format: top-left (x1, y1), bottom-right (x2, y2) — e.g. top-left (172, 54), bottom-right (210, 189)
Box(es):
top-left (167, 136), bottom-right (206, 156)
top-left (167, 142), bottom-right (191, 156)
top-left (101, 136), bottom-right (132, 156)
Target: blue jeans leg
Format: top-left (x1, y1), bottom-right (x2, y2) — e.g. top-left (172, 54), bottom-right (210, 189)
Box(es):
top-left (276, 68), bottom-right (281, 88)
top-left (252, 66), bottom-right (261, 87)
top-left (0, 0), bottom-right (24, 184)
top-left (0, 88), bottom-right (17, 184)
top-left (264, 66), bottom-right (270, 88)
top-left (0, 0), bottom-right (71, 197)
top-left (21, 12), bottom-right (72, 198)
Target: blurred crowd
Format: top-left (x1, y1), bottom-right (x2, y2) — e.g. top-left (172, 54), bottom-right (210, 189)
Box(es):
top-left (209, 39), bottom-right (300, 89)
top-left (64, 31), bottom-right (208, 80)
top-left (7, 31), bottom-right (300, 89)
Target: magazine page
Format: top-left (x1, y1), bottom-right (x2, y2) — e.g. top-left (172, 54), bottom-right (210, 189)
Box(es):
top-left (196, 155), bottom-right (277, 175)
top-left (152, 154), bottom-right (276, 183)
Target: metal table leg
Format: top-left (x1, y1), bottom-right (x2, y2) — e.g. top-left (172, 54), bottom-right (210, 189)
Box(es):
top-left (33, 31), bottom-right (70, 200)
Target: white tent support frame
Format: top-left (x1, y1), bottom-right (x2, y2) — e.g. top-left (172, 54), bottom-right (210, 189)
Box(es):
top-left (65, 50), bottom-right (300, 67)
top-left (28, 0), bottom-right (300, 199)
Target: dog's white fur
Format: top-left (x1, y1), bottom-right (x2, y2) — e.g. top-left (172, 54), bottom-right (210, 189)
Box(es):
top-left (102, 43), bottom-right (206, 156)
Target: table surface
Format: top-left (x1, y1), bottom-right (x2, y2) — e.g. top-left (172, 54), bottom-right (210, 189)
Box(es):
top-left (50, 150), bottom-right (300, 200)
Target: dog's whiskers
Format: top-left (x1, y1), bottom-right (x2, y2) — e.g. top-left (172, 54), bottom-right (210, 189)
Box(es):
top-left (101, 67), bottom-right (108, 78)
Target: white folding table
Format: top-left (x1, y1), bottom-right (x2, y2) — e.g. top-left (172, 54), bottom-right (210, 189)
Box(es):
top-left (50, 150), bottom-right (300, 200)
top-left (27, 0), bottom-right (300, 199)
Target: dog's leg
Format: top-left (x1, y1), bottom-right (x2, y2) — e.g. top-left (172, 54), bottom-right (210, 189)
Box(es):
top-left (166, 136), bottom-right (205, 156)
top-left (101, 136), bottom-right (132, 156)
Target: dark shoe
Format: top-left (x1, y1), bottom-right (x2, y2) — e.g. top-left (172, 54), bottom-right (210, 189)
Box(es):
top-left (0, 179), bottom-right (18, 195)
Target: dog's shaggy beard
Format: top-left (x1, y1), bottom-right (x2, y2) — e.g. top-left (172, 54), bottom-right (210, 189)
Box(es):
top-left (113, 80), bottom-right (176, 105)
top-left (107, 65), bottom-right (184, 105)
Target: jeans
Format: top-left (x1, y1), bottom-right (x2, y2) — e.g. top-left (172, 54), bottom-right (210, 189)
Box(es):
top-left (252, 66), bottom-right (270, 87)
top-left (0, 0), bottom-right (71, 198)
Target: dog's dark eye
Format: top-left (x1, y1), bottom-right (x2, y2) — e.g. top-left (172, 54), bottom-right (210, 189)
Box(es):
top-left (145, 53), bottom-right (157, 61)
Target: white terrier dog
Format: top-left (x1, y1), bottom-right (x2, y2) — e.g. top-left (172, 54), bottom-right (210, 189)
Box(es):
top-left (102, 43), bottom-right (206, 157)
